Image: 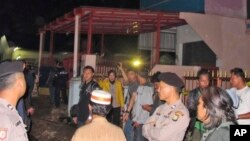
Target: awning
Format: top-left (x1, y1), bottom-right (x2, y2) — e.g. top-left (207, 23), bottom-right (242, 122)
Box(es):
top-left (39, 6), bottom-right (185, 34)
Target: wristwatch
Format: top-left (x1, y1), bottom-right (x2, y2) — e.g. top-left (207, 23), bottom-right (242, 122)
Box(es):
top-left (125, 110), bottom-right (130, 113)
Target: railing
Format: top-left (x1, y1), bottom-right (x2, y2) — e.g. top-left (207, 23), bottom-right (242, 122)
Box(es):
top-left (182, 70), bottom-right (250, 105)
top-left (95, 59), bottom-right (121, 77)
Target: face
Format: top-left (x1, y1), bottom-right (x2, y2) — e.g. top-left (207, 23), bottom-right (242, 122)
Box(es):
top-left (108, 72), bottom-right (116, 82)
top-left (230, 73), bottom-right (242, 88)
top-left (137, 75), bottom-right (146, 85)
top-left (127, 71), bottom-right (137, 82)
top-left (83, 68), bottom-right (94, 82)
top-left (197, 97), bottom-right (208, 123)
top-left (198, 74), bottom-right (209, 89)
top-left (157, 81), bottom-right (173, 101)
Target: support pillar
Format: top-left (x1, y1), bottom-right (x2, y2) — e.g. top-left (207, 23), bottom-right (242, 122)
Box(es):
top-left (49, 31), bottom-right (54, 64)
top-left (155, 15), bottom-right (161, 64)
top-left (151, 15), bottom-right (161, 68)
top-left (38, 31), bottom-right (45, 81)
top-left (73, 15), bottom-right (80, 77)
top-left (100, 33), bottom-right (104, 55)
top-left (87, 14), bottom-right (93, 54)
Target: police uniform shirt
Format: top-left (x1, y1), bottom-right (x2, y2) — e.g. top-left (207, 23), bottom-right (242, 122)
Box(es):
top-left (142, 100), bottom-right (190, 141)
top-left (53, 67), bottom-right (68, 88)
top-left (0, 98), bottom-right (28, 141)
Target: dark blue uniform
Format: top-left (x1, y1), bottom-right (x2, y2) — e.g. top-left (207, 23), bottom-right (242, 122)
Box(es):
top-left (53, 67), bottom-right (69, 107)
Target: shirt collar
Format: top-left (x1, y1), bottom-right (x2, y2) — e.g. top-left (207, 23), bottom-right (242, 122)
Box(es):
top-left (92, 116), bottom-right (108, 123)
top-left (236, 86), bottom-right (248, 93)
top-left (165, 99), bottom-right (182, 108)
top-left (0, 98), bottom-right (15, 111)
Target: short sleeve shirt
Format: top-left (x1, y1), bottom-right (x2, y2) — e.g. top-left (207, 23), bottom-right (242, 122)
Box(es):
top-left (132, 84), bottom-right (154, 124)
top-left (233, 86), bottom-right (250, 124)
top-left (143, 100), bottom-right (190, 141)
top-left (124, 81), bottom-right (139, 106)
top-left (0, 98), bottom-right (28, 141)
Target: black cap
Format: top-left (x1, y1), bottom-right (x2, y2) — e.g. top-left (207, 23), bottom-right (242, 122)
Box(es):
top-left (0, 60), bottom-right (23, 78)
top-left (159, 72), bottom-right (184, 89)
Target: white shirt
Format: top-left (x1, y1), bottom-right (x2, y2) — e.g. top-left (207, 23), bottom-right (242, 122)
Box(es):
top-left (233, 86), bottom-right (250, 125)
top-left (132, 85), bottom-right (154, 124)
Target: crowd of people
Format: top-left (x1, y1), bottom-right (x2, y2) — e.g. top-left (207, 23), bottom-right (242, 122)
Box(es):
top-left (0, 59), bottom-right (250, 141)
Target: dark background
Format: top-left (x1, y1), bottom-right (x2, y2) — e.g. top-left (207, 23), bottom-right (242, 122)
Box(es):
top-left (182, 41), bottom-right (216, 67)
top-left (0, 0), bottom-right (140, 51)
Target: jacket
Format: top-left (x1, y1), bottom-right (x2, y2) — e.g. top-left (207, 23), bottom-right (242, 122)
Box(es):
top-left (99, 79), bottom-right (124, 108)
top-left (77, 80), bottom-right (100, 125)
top-left (201, 122), bottom-right (234, 141)
top-left (53, 67), bottom-right (68, 88)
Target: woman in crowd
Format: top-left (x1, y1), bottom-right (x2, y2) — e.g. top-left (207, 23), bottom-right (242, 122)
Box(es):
top-left (197, 86), bottom-right (237, 141)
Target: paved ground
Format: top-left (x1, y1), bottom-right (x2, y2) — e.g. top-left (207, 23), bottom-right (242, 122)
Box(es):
top-left (29, 95), bottom-right (76, 141)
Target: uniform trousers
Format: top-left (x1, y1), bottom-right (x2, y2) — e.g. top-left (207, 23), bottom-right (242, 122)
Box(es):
top-left (54, 87), bottom-right (68, 107)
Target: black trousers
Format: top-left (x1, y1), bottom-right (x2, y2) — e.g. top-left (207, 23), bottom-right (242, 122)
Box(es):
top-left (107, 107), bottom-right (121, 127)
top-left (54, 87), bottom-right (68, 107)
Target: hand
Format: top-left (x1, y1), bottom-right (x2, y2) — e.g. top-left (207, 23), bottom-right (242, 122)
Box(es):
top-left (117, 62), bottom-right (123, 70)
top-left (141, 104), bottom-right (152, 112)
top-left (72, 117), bottom-right (78, 124)
top-left (123, 112), bottom-right (129, 122)
top-left (132, 121), bottom-right (141, 128)
top-left (121, 107), bottom-right (125, 112)
top-left (27, 107), bottom-right (35, 115)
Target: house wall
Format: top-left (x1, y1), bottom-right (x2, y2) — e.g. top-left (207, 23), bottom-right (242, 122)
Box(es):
top-left (176, 25), bottom-right (202, 65)
top-left (205, 0), bottom-right (247, 19)
top-left (180, 12), bottom-right (250, 72)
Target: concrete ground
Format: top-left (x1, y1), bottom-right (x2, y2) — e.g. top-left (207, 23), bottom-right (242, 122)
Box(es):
top-left (29, 95), bottom-right (76, 141)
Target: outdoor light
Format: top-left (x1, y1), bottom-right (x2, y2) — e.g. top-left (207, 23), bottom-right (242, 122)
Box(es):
top-left (16, 55), bottom-right (21, 60)
top-left (132, 59), bottom-right (142, 67)
top-left (13, 47), bottom-right (20, 52)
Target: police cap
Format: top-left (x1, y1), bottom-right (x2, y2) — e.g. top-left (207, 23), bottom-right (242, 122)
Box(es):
top-left (159, 72), bottom-right (184, 89)
top-left (0, 60), bottom-right (23, 78)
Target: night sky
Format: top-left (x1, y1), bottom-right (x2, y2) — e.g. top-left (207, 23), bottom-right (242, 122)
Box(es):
top-left (0, 0), bottom-right (139, 51)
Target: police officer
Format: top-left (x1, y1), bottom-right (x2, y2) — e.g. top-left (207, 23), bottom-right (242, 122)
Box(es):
top-left (0, 60), bottom-right (28, 141)
top-left (53, 61), bottom-right (69, 107)
top-left (142, 72), bottom-right (190, 141)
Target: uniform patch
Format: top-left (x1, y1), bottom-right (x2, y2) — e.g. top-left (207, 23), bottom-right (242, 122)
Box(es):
top-left (171, 111), bottom-right (184, 121)
top-left (0, 128), bottom-right (7, 140)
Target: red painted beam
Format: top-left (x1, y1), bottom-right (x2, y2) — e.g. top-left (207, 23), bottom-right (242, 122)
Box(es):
top-left (87, 14), bottom-right (93, 54)
top-left (155, 14), bottom-right (161, 64)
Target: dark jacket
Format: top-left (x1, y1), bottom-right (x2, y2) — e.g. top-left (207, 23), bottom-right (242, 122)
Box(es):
top-left (201, 122), bottom-right (234, 141)
top-left (77, 80), bottom-right (100, 125)
top-left (53, 67), bottom-right (68, 88)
